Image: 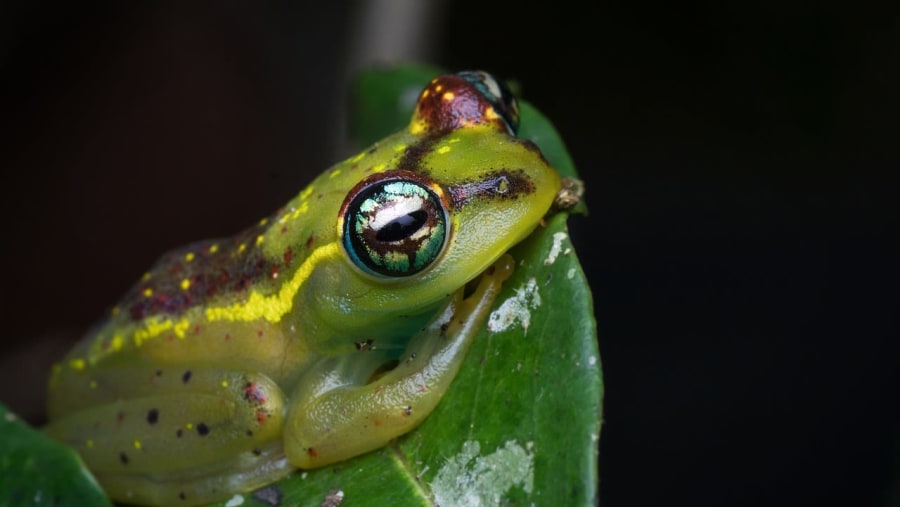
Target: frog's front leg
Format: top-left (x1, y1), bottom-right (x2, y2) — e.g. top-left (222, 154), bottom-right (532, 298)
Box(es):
top-left (284, 255), bottom-right (514, 468)
top-left (44, 366), bottom-right (291, 506)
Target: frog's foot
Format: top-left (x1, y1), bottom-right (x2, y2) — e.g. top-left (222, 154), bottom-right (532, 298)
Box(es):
top-left (283, 254), bottom-right (515, 469)
top-left (44, 367), bottom-right (291, 506)
top-left (551, 177), bottom-right (585, 212)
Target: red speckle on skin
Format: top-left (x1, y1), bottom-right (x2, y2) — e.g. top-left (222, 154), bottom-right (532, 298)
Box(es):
top-left (305, 235), bottom-right (314, 249)
top-left (373, 419), bottom-right (381, 427)
top-left (256, 410), bottom-right (268, 424)
top-left (256, 330), bottom-right (263, 338)
top-left (283, 247), bottom-right (292, 265)
top-left (224, 333), bottom-right (231, 341)
top-left (269, 265), bottom-right (280, 279)
top-left (307, 447), bottom-right (318, 458)
top-left (280, 225), bottom-right (288, 234)
top-left (116, 411), bottom-right (125, 424)
top-left (193, 325), bottom-right (201, 335)
top-left (166, 334), bottom-right (174, 342)
top-left (374, 385), bottom-right (383, 394)
top-left (244, 382), bottom-right (267, 404)
top-left (102, 341), bottom-right (110, 350)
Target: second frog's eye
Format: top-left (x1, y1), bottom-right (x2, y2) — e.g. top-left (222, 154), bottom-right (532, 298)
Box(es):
top-left (340, 171), bottom-right (450, 278)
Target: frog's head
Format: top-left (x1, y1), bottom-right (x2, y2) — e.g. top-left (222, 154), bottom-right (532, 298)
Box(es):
top-left (305, 71), bottom-right (561, 338)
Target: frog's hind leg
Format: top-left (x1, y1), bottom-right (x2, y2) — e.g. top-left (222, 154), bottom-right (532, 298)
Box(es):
top-left (44, 367), bottom-right (291, 506)
top-left (283, 255), bottom-right (514, 469)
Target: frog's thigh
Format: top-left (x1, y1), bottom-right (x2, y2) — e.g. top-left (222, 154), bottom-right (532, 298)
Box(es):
top-left (44, 366), bottom-right (291, 506)
top-left (284, 255), bottom-right (514, 469)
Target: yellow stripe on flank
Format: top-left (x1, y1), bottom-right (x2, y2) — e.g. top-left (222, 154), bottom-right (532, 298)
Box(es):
top-left (204, 242), bottom-right (341, 324)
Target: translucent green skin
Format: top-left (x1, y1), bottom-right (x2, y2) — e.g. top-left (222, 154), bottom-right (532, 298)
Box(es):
top-left (45, 73), bottom-right (561, 506)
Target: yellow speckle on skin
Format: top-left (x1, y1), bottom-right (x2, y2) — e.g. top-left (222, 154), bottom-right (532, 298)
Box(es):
top-left (442, 91), bottom-right (455, 102)
top-left (134, 440), bottom-right (142, 450)
top-left (258, 218), bottom-right (268, 226)
top-left (221, 380), bottom-right (229, 388)
top-left (238, 243), bottom-right (247, 253)
top-left (111, 306), bottom-right (120, 316)
top-left (143, 288), bottom-right (153, 297)
top-left (329, 169), bottom-right (342, 179)
top-left (373, 162), bottom-right (386, 173)
top-left (89, 380), bottom-right (97, 389)
top-left (209, 243), bottom-right (219, 254)
top-left (86, 440), bottom-right (94, 448)
top-left (393, 144), bottom-right (407, 152)
top-left (421, 89), bottom-right (430, 98)
top-left (290, 201), bottom-right (310, 220)
top-left (173, 319), bottom-right (190, 339)
top-left (485, 106), bottom-right (500, 121)
top-left (435, 84), bottom-right (443, 92)
top-left (69, 358), bottom-right (85, 371)
top-left (112, 334), bottom-right (123, 351)
top-left (255, 235), bottom-right (264, 246)
top-left (180, 278), bottom-right (191, 290)
top-left (141, 272), bottom-right (151, 282)
top-left (186, 423), bottom-right (193, 430)
top-left (185, 252), bottom-right (195, 262)
top-left (349, 151), bottom-right (366, 164)
top-left (410, 119), bottom-right (427, 135)
top-left (437, 146), bottom-right (452, 154)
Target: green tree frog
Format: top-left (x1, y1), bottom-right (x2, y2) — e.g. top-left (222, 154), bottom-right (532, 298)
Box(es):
top-left (45, 71), bottom-right (561, 506)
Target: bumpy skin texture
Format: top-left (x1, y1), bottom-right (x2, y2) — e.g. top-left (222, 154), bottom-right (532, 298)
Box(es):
top-left (44, 71), bottom-right (561, 506)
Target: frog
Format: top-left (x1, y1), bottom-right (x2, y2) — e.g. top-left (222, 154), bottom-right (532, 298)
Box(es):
top-left (44, 70), bottom-right (562, 506)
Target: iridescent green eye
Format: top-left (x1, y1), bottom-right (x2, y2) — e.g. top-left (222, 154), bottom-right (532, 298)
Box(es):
top-left (340, 171), bottom-right (449, 278)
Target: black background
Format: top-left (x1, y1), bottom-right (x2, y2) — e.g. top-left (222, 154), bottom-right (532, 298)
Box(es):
top-left (1, 3), bottom-right (897, 506)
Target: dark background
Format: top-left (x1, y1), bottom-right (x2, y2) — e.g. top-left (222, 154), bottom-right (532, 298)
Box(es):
top-left (1, 2), bottom-right (897, 506)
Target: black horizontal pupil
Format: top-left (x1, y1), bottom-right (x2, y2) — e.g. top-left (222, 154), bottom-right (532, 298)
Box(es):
top-left (375, 210), bottom-right (427, 242)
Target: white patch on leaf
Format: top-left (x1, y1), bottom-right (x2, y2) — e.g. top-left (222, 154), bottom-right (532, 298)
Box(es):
top-left (225, 494), bottom-right (244, 507)
top-left (431, 440), bottom-right (535, 507)
top-left (487, 278), bottom-right (541, 333)
top-left (544, 232), bottom-right (569, 265)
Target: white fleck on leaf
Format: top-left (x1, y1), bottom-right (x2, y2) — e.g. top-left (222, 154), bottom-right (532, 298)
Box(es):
top-left (224, 494), bottom-right (245, 507)
top-left (487, 278), bottom-right (541, 333)
top-left (431, 440), bottom-right (535, 507)
top-left (544, 232), bottom-right (569, 265)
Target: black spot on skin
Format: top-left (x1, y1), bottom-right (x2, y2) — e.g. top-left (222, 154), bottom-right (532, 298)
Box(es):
top-left (246, 429), bottom-right (253, 437)
top-left (155, 369), bottom-right (162, 377)
top-left (182, 370), bottom-right (192, 383)
top-left (179, 492), bottom-right (186, 501)
top-left (176, 429), bottom-right (183, 438)
top-left (147, 409), bottom-right (159, 425)
top-left (119, 452), bottom-right (129, 465)
top-left (197, 423), bottom-right (210, 436)
top-left (253, 448), bottom-right (262, 456)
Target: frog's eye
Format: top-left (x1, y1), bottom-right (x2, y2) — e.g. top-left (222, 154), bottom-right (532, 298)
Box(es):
top-left (457, 70), bottom-right (520, 134)
top-left (340, 171), bottom-right (450, 278)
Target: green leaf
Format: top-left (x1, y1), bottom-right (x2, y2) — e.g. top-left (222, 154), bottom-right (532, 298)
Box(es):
top-left (0, 403), bottom-right (112, 507)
